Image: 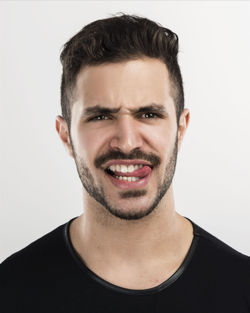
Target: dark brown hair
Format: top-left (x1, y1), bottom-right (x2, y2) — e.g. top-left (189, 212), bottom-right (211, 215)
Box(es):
top-left (60, 13), bottom-right (184, 130)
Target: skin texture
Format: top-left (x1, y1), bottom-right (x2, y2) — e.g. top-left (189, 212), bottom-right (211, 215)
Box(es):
top-left (56, 57), bottom-right (192, 289)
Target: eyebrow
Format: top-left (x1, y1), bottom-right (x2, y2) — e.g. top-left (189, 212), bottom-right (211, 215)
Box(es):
top-left (82, 103), bottom-right (168, 117)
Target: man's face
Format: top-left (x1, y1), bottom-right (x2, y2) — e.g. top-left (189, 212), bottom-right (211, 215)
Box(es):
top-left (66, 58), bottom-right (184, 220)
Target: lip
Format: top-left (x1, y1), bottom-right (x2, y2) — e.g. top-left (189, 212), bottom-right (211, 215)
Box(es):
top-left (104, 168), bottom-right (152, 190)
top-left (104, 159), bottom-right (153, 170)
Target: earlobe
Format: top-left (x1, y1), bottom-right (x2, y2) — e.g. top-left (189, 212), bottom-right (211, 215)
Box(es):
top-left (55, 115), bottom-right (74, 158)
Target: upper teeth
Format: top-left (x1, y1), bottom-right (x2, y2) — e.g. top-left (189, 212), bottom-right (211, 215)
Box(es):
top-left (108, 164), bottom-right (144, 173)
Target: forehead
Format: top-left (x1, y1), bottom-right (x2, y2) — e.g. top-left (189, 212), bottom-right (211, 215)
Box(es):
top-left (73, 57), bottom-right (174, 113)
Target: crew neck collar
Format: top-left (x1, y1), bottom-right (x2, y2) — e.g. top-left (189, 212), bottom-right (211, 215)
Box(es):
top-left (63, 216), bottom-right (200, 295)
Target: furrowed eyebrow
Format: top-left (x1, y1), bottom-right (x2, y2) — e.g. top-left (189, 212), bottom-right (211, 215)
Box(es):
top-left (129, 104), bottom-right (167, 115)
top-left (81, 103), bottom-right (168, 117)
top-left (82, 105), bottom-right (121, 117)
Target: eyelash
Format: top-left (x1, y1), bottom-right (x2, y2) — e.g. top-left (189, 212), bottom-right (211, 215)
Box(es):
top-left (88, 112), bottom-right (162, 121)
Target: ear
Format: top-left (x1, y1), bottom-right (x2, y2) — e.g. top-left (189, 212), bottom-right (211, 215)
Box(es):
top-left (55, 115), bottom-right (74, 158)
top-left (177, 108), bottom-right (190, 152)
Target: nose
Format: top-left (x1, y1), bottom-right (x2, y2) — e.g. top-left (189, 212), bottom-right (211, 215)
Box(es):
top-left (110, 115), bottom-right (143, 154)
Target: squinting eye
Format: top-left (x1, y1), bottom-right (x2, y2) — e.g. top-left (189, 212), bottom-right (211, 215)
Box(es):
top-left (142, 112), bottom-right (159, 119)
top-left (89, 115), bottom-right (109, 121)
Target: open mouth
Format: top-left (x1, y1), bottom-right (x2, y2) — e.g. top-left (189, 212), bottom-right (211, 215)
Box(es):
top-left (104, 164), bottom-right (153, 189)
top-left (105, 168), bottom-right (142, 181)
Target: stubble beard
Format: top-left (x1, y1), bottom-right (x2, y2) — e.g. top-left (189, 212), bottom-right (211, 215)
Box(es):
top-left (71, 134), bottom-right (178, 221)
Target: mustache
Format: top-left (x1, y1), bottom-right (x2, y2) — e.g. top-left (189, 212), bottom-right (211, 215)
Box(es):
top-left (94, 149), bottom-right (161, 169)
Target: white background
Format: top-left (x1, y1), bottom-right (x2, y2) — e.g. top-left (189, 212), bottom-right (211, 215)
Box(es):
top-left (0, 1), bottom-right (249, 262)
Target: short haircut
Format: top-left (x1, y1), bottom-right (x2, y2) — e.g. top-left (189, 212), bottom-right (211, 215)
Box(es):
top-left (60, 13), bottom-right (184, 130)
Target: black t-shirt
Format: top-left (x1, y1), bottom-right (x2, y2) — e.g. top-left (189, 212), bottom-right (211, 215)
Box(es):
top-left (1, 216), bottom-right (250, 312)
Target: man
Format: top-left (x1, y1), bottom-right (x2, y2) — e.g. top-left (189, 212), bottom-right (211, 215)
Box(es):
top-left (1, 14), bottom-right (250, 312)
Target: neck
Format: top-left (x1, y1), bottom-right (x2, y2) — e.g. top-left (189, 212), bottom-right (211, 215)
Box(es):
top-left (70, 186), bottom-right (193, 268)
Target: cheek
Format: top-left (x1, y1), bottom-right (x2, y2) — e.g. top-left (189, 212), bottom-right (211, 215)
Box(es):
top-left (148, 125), bottom-right (177, 163)
top-left (147, 124), bottom-right (173, 148)
top-left (81, 129), bottom-right (100, 148)
top-left (75, 127), bottom-right (106, 164)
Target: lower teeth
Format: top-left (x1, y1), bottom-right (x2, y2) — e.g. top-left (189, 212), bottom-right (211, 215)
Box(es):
top-left (115, 176), bottom-right (140, 182)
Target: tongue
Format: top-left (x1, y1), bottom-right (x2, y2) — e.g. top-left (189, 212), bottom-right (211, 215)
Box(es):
top-left (113, 165), bottom-right (152, 177)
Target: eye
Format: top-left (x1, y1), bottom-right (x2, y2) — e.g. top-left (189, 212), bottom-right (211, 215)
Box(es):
top-left (89, 115), bottom-right (110, 121)
top-left (141, 112), bottom-right (161, 119)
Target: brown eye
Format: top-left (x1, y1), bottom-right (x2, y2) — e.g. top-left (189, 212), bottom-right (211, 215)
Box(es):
top-left (142, 112), bottom-right (160, 119)
top-left (89, 115), bottom-right (109, 121)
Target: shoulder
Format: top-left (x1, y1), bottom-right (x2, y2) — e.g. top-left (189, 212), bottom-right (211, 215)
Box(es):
top-left (189, 218), bottom-right (250, 281)
top-left (194, 220), bottom-right (249, 258)
top-left (0, 218), bottom-right (77, 312)
top-left (0, 219), bottom-right (70, 282)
